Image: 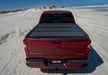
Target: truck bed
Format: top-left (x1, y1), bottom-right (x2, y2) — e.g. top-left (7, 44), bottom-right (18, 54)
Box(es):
top-left (24, 11), bottom-right (91, 69)
top-left (26, 23), bottom-right (88, 39)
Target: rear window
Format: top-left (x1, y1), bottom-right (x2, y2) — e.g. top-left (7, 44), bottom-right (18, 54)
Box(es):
top-left (40, 14), bottom-right (74, 23)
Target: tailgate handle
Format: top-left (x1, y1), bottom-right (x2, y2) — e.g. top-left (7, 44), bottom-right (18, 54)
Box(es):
top-left (52, 41), bottom-right (61, 44)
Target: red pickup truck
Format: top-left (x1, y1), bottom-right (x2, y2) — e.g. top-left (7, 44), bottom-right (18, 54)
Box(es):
top-left (23, 10), bottom-right (91, 69)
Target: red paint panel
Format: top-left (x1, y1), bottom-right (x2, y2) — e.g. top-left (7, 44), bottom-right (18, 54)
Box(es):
top-left (25, 38), bottom-right (90, 59)
top-left (38, 11), bottom-right (76, 23)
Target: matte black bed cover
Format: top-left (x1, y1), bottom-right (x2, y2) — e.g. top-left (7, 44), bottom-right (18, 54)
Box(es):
top-left (26, 23), bottom-right (89, 39)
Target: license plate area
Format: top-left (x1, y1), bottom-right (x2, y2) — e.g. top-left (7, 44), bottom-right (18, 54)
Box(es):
top-left (44, 59), bottom-right (68, 67)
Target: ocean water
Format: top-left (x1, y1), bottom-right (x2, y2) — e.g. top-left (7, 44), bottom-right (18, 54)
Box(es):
top-left (0, 0), bottom-right (108, 11)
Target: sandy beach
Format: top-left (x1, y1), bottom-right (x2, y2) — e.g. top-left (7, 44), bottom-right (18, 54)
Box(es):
top-left (0, 7), bottom-right (108, 75)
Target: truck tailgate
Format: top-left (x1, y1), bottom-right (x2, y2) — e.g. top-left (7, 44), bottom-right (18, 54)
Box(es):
top-left (25, 38), bottom-right (90, 59)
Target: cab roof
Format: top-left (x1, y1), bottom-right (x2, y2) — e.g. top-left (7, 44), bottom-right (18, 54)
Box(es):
top-left (42, 10), bottom-right (72, 14)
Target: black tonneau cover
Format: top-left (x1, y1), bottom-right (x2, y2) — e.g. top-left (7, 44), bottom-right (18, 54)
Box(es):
top-left (26, 23), bottom-right (88, 39)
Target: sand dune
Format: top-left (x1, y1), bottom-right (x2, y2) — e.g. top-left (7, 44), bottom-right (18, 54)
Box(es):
top-left (0, 7), bottom-right (108, 75)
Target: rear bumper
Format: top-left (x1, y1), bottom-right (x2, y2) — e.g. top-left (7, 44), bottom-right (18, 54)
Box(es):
top-left (26, 58), bottom-right (88, 69)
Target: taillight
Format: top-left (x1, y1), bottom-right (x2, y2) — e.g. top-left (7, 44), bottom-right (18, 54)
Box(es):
top-left (23, 39), bottom-right (27, 45)
top-left (24, 47), bottom-right (28, 55)
top-left (85, 40), bottom-right (91, 54)
top-left (88, 40), bottom-right (91, 45)
top-left (85, 47), bottom-right (90, 54)
top-left (23, 38), bottom-right (29, 56)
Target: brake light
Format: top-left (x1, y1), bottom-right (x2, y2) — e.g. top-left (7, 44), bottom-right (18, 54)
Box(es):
top-left (24, 47), bottom-right (29, 55)
top-left (85, 40), bottom-right (91, 54)
top-left (23, 39), bottom-right (27, 45)
top-left (85, 47), bottom-right (90, 54)
top-left (23, 38), bottom-right (29, 56)
top-left (88, 40), bottom-right (91, 45)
